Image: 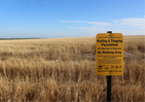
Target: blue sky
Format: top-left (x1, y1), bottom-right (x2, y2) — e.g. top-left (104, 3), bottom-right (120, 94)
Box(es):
top-left (0, 0), bottom-right (144, 38)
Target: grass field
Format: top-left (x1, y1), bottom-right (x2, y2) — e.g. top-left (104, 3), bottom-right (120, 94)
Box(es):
top-left (0, 35), bottom-right (144, 101)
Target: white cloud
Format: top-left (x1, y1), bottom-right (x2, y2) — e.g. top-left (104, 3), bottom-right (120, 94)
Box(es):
top-left (60, 17), bottom-right (145, 35)
top-left (67, 27), bottom-right (96, 29)
top-left (115, 18), bottom-right (145, 29)
top-left (60, 21), bottom-right (112, 27)
top-left (11, 29), bottom-right (18, 31)
top-left (61, 17), bottom-right (145, 29)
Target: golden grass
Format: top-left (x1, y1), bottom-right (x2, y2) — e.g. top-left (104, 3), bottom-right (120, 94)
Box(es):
top-left (0, 35), bottom-right (144, 101)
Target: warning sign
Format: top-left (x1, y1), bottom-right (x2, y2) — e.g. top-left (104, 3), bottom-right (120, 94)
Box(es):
top-left (96, 33), bottom-right (123, 75)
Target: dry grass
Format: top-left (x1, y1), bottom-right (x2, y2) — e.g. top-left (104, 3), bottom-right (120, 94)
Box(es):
top-left (0, 35), bottom-right (144, 101)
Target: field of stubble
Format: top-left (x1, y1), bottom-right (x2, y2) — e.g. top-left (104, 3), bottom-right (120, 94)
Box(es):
top-left (0, 35), bottom-right (144, 101)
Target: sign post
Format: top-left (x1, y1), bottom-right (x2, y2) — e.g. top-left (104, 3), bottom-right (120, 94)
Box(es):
top-left (107, 31), bottom-right (112, 102)
top-left (107, 75), bottom-right (111, 102)
top-left (96, 31), bottom-right (123, 102)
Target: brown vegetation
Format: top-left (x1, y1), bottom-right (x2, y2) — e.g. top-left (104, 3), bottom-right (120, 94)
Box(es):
top-left (0, 35), bottom-right (144, 101)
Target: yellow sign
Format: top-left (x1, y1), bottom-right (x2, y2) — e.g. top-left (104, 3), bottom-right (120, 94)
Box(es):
top-left (96, 33), bottom-right (123, 75)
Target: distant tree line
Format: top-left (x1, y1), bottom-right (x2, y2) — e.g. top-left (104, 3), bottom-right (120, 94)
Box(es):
top-left (0, 38), bottom-right (41, 40)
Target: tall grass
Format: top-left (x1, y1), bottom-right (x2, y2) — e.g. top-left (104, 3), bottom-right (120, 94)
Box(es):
top-left (0, 36), bottom-right (144, 101)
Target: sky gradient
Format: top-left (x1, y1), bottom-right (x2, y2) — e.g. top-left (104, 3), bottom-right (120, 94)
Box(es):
top-left (0, 0), bottom-right (145, 38)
